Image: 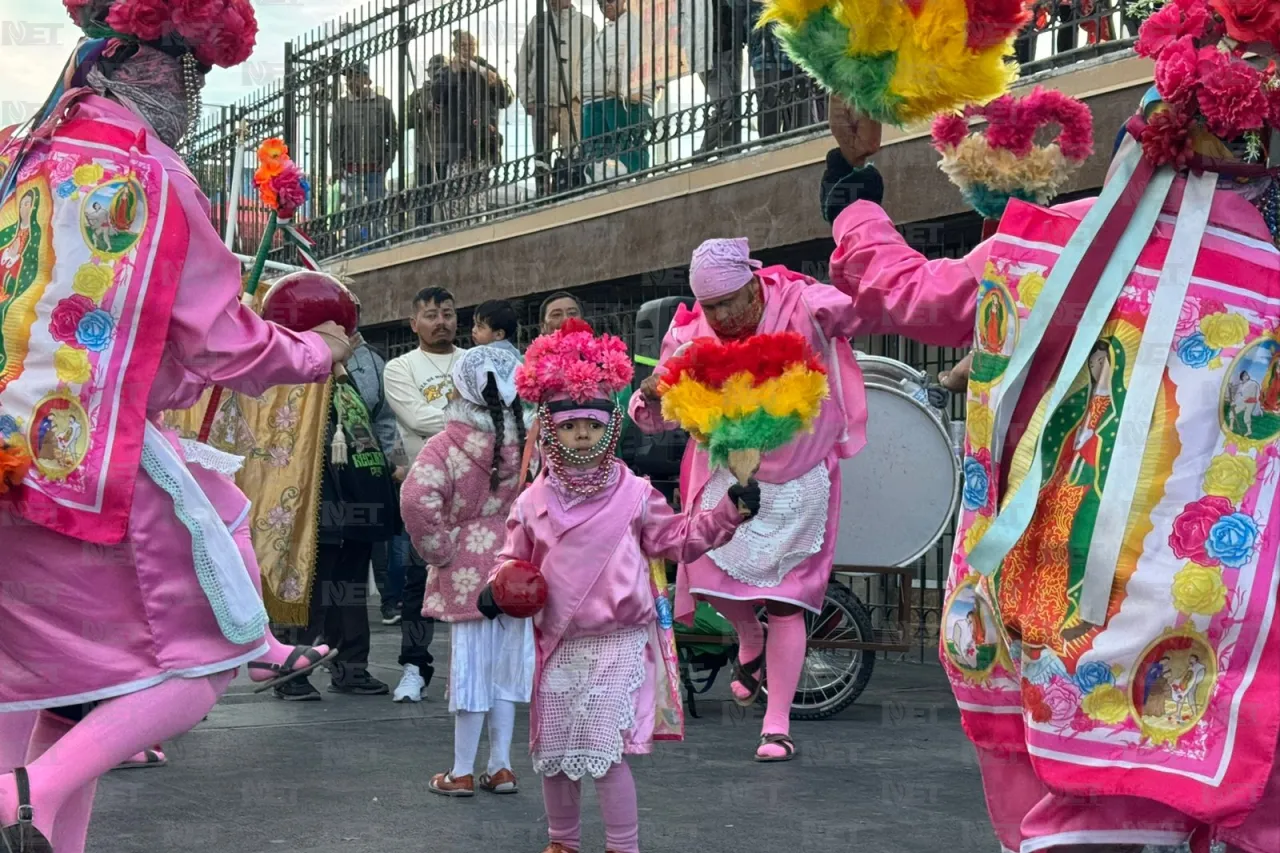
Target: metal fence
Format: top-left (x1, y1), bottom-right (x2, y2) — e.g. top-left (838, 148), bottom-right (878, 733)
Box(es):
top-left (184, 0), bottom-right (1148, 264)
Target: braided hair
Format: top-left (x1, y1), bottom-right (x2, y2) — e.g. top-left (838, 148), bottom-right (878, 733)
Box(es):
top-left (480, 375), bottom-right (528, 492)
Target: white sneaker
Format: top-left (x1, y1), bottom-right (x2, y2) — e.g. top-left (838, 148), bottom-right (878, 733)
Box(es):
top-left (393, 664), bottom-right (425, 703)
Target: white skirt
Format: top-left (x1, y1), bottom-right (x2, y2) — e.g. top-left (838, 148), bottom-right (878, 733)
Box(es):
top-left (448, 615), bottom-right (535, 714)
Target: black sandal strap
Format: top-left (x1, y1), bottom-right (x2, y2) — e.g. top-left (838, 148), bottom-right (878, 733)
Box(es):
top-left (733, 653), bottom-right (765, 693)
top-left (758, 733), bottom-right (795, 755)
top-left (14, 767), bottom-right (32, 825)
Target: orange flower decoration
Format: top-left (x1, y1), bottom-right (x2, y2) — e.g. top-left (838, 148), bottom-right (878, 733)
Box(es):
top-left (0, 440), bottom-right (32, 495)
top-left (257, 137), bottom-right (288, 178)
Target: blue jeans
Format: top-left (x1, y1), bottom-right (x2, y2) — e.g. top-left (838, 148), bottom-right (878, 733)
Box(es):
top-left (371, 530), bottom-right (408, 611)
top-left (343, 171), bottom-right (388, 246)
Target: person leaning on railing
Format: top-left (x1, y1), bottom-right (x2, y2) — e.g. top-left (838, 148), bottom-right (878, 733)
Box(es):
top-left (580, 0), bottom-right (656, 178)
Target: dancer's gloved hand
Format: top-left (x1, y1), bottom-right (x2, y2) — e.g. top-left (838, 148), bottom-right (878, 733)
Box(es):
top-left (729, 478), bottom-right (762, 519)
top-left (476, 584), bottom-right (503, 620)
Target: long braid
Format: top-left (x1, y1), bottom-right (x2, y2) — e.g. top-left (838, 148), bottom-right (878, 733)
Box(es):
top-left (481, 376), bottom-right (505, 492)
top-left (511, 395), bottom-right (527, 476)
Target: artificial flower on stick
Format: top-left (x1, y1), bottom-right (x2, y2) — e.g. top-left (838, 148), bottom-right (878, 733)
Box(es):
top-left (658, 332), bottom-right (828, 484)
top-left (244, 137), bottom-right (314, 301)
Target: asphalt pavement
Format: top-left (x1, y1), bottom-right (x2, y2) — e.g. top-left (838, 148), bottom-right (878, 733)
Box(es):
top-left (89, 616), bottom-right (996, 853)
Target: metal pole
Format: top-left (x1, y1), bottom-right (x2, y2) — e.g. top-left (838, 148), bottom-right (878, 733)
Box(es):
top-left (283, 41), bottom-right (297, 153)
top-left (223, 118), bottom-right (247, 250)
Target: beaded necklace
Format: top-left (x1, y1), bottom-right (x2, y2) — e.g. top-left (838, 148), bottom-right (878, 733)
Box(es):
top-left (1258, 180), bottom-right (1280, 249)
top-left (538, 404), bottom-right (622, 496)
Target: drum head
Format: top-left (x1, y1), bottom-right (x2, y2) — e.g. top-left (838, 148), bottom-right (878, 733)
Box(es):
top-left (834, 384), bottom-right (960, 568)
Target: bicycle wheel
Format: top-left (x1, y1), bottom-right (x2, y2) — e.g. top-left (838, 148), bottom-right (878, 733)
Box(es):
top-left (758, 581), bottom-right (876, 721)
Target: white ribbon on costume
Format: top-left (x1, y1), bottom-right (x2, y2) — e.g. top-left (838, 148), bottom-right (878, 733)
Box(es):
top-left (1077, 170), bottom-right (1218, 626)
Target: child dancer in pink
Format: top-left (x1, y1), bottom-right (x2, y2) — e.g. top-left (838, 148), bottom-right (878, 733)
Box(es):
top-left (483, 321), bottom-right (759, 853)
top-left (400, 346), bottom-right (535, 797)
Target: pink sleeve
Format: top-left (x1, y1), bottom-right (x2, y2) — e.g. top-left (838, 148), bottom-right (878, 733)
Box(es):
top-left (799, 279), bottom-right (860, 340)
top-left (828, 200), bottom-right (988, 347)
top-left (400, 437), bottom-right (456, 566)
top-left (490, 501), bottom-right (535, 582)
top-left (165, 174), bottom-right (331, 396)
top-left (639, 486), bottom-right (740, 563)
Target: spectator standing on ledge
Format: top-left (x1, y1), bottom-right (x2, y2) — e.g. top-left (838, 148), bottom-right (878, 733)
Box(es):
top-left (748, 5), bottom-right (817, 140)
top-left (471, 299), bottom-right (523, 360)
top-left (405, 54), bottom-right (451, 226)
top-left (331, 61), bottom-right (400, 242)
top-left (517, 0), bottom-right (598, 194)
top-left (383, 287), bottom-right (468, 702)
top-left (433, 31), bottom-right (513, 221)
top-left (698, 0), bottom-right (749, 154)
top-left (581, 0), bottom-right (656, 178)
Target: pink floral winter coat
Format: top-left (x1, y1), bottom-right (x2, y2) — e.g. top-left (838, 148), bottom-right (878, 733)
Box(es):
top-left (401, 406), bottom-right (526, 622)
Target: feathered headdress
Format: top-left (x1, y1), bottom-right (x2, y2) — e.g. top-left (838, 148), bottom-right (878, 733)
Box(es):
top-left (932, 87), bottom-right (1095, 220)
top-left (757, 0), bottom-right (1031, 127)
top-left (516, 318), bottom-right (634, 405)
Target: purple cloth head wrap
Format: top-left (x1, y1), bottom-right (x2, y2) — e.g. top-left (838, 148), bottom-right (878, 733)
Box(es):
top-left (690, 237), bottom-right (762, 301)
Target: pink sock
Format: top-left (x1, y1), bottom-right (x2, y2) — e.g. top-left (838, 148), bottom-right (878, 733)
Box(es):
top-left (759, 611), bottom-right (806, 757)
top-left (234, 522), bottom-right (328, 676)
top-left (0, 712), bottom-right (36, 772)
top-left (0, 671), bottom-right (232, 839)
top-left (24, 712), bottom-right (96, 853)
top-left (714, 598), bottom-right (765, 701)
top-left (542, 773), bottom-right (582, 851)
top-left (595, 761), bottom-right (639, 853)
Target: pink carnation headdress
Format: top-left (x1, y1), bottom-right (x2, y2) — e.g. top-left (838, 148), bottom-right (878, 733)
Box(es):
top-left (516, 318), bottom-right (635, 496)
top-left (516, 318), bottom-right (634, 408)
top-left (63, 0), bottom-right (259, 69)
top-left (1134, 0), bottom-right (1280, 169)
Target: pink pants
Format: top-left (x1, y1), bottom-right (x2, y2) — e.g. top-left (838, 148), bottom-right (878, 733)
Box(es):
top-left (542, 761), bottom-right (639, 853)
top-left (977, 746), bottom-right (1280, 852)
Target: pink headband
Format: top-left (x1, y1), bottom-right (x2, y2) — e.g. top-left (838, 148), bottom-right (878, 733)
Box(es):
top-left (550, 408), bottom-right (612, 425)
top-left (690, 237), bottom-right (761, 301)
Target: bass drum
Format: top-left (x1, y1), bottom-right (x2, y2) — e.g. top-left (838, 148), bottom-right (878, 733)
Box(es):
top-left (833, 354), bottom-right (961, 568)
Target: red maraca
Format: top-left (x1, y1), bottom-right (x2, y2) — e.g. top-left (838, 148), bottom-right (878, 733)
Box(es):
top-left (260, 270), bottom-right (359, 335)
top-left (487, 559), bottom-right (548, 619)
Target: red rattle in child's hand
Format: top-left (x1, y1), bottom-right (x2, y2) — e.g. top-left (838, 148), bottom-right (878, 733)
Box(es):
top-left (486, 560), bottom-right (548, 619)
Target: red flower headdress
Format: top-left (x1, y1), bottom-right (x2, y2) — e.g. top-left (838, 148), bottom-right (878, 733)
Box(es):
top-left (1137, 0), bottom-right (1280, 166)
top-left (515, 319), bottom-right (634, 405)
top-left (63, 0), bottom-right (259, 69)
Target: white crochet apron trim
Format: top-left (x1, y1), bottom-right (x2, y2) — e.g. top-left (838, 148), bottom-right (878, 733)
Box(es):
top-left (699, 461), bottom-right (830, 588)
top-left (533, 626), bottom-right (648, 781)
top-left (179, 439), bottom-right (246, 477)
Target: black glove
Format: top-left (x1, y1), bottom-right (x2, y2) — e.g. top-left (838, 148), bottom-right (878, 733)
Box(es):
top-left (820, 147), bottom-right (885, 225)
top-left (728, 478), bottom-right (762, 519)
top-left (475, 584), bottom-right (503, 620)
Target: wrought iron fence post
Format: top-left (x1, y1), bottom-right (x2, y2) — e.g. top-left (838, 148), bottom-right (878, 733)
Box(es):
top-left (534, 0), bottom-right (550, 195)
top-left (397, 1), bottom-right (410, 236)
top-left (283, 41), bottom-right (297, 154)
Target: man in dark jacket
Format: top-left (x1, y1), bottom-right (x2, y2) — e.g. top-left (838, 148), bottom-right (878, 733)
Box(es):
top-left (274, 363), bottom-right (400, 700)
top-left (332, 61), bottom-right (400, 243)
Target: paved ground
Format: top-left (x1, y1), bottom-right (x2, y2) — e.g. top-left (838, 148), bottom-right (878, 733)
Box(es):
top-left (91, 617), bottom-right (997, 853)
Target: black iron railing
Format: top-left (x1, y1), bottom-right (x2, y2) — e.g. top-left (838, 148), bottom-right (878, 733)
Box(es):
top-left (184, 0), bottom-right (1150, 265)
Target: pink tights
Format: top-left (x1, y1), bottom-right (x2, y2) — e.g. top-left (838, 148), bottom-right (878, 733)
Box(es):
top-left (0, 671), bottom-right (233, 845)
top-left (542, 761), bottom-right (639, 853)
top-left (715, 599), bottom-right (807, 758)
top-left (233, 522), bottom-right (328, 677)
top-left (0, 713), bottom-right (36, 773)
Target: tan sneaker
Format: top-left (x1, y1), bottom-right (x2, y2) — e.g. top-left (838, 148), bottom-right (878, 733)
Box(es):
top-left (479, 768), bottom-right (518, 794)
top-left (428, 772), bottom-right (475, 797)
top-left (541, 844), bottom-right (577, 853)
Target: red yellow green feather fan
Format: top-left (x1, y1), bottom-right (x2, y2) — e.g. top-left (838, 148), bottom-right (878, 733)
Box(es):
top-left (658, 332), bottom-right (829, 483)
top-left (758, 0), bottom-right (1032, 127)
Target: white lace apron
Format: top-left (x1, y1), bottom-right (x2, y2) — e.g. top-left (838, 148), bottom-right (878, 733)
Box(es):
top-left (698, 462), bottom-right (830, 588)
top-left (533, 626), bottom-right (648, 781)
